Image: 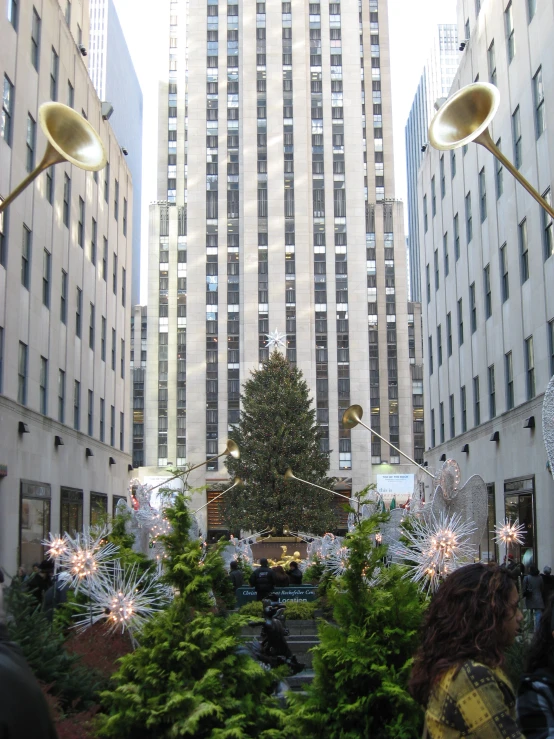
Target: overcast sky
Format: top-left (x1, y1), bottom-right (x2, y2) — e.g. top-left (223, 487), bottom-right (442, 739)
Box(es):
top-left (112, 0), bottom-right (457, 302)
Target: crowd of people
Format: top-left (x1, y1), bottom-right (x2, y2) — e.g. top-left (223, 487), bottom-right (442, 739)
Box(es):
top-left (228, 557), bottom-right (304, 599)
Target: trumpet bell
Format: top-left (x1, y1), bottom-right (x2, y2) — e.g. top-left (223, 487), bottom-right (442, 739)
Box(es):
top-left (342, 404), bottom-right (363, 430)
top-left (284, 468), bottom-right (296, 481)
top-left (39, 102), bottom-right (107, 171)
top-left (225, 440), bottom-right (240, 459)
top-left (428, 82), bottom-right (500, 151)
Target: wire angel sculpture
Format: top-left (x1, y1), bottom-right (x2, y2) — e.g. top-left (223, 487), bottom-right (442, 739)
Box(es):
top-left (57, 526), bottom-right (119, 592)
top-left (543, 374), bottom-right (554, 479)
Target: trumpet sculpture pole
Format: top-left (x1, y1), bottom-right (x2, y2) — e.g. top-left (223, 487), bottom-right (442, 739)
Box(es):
top-left (193, 478), bottom-right (242, 514)
top-left (284, 468), bottom-right (353, 503)
top-left (342, 405), bottom-right (435, 479)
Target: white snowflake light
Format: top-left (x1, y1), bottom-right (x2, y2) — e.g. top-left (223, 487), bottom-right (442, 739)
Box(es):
top-left (390, 511), bottom-right (477, 592)
top-left (76, 561), bottom-right (170, 635)
top-left (42, 533), bottom-right (69, 561)
top-left (58, 526), bottom-right (119, 592)
top-left (324, 544), bottom-right (350, 576)
top-left (493, 518), bottom-right (526, 548)
top-left (264, 328), bottom-right (286, 350)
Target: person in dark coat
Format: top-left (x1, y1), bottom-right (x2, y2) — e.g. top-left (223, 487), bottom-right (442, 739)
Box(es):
top-left (517, 598), bottom-right (554, 738)
top-left (272, 565), bottom-right (289, 587)
top-left (25, 560), bottom-right (53, 605)
top-left (249, 558), bottom-right (275, 601)
top-left (288, 560), bottom-right (303, 585)
top-left (541, 566), bottom-right (554, 604)
top-left (523, 565), bottom-right (545, 631)
top-left (228, 560), bottom-right (244, 593)
top-left (0, 622), bottom-right (59, 738)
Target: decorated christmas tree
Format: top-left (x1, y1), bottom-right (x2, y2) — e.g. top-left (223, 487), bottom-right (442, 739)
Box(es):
top-left (221, 350), bottom-right (338, 535)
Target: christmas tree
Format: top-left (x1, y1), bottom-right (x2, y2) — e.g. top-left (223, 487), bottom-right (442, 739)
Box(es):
top-left (221, 350), bottom-right (338, 535)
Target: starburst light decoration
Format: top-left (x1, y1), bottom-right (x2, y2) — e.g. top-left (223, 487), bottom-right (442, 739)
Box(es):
top-left (493, 518), bottom-right (526, 549)
top-left (42, 533), bottom-right (69, 561)
top-left (58, 526), bottom-right (119, 592)
top-left (264, 328), bottom-right (287, 350)
top-left (324, 544), bottom-right (350, 576)
top-left (390, 511), bottom-right (477, 592)
top-left (76, 561), bottom-right (170, 635)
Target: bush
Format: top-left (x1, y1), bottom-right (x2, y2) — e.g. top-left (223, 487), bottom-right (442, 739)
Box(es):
top-left (238, 601), bottom-right (263, 618)
top-left (302, 558), bottom-right (325, 584)
top-left (238, 600), bottom-right (317, 620)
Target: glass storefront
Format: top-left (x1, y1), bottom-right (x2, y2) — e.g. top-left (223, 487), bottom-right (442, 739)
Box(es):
top-left (60, 487), bottom-right (83, 535)
top-left (504, 476), bottom-right (536, 566)
top-left (20, 481), bottom-right (51, 571)
top-left (90, 492), bottom-right (108, 526)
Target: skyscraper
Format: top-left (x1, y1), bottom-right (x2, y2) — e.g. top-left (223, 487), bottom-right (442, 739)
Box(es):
top-left (89, 0), bottom-right (143, 307)
top-left (141, 0), bottom-right (417, 536)
top-left (405, 24), bottom-right (459, 302)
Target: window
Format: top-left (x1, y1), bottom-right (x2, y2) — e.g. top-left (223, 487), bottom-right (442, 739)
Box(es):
top-left (120, 412), bottom-right (124, 450)
top-left (122, 267), bottom-right (126, 306)
top-left (46, 169), bottom-right (54, 204)
top-left (58, 369), bottom-right (65, 422)
top-left (91, 493), bottom-right (107, 525)
top-left (542, 190), bottom-right (553, 260)
top-left (499, 243), bottom-right (509, 302)
top-left (525, 336), bottom-right (535, 400)
top-left (431, 177), bottom-right (436, 217)
top-left (111, 328), bottom-right (116, 370)
top-left (31, 8), bottom-right (41, 70)
top-left (470, 283), bottom-right (477, 333)
top-left (484, 264), bottom-right (491, 318)
top-left (60, 488), bottom-right (83, 536)
top-left (114, 179), bottom-right (119, 221)
top-left (519, 218), bottom-right (529, 283)
top-left (461, 386), bottom-right (467, 433)
top-left (434, 249), bottom-right (439, 290)
top-left (505, 1), bottom-right (515, 63)
top-left (479, 168), bottom-right (487, 222)
top-left (440, 402), bottom-right (445, 443)
top-left (42, 249), bottom-right (51, 307)
top-left (18, 341), bottom-right (28, 405)
top-left (101, 316), bottom-right (106, 361)
top-left (90, 218), bottom-right (97, 264)
top-left (63, 174), bottom-right (70, 227)
top-left (113, 253), bottom-right (117, 294)
top-left (50, 47), bottom-right (59, 100)
top-left (437, 325), bottom-right (442, 366)
top-left (0, 203), bottom-right (5, 267)
top-left (488, 40), bottom-right (497, 86)
top-left (489, 365), bottom-right (496, 418)
top-left (443, 232), bottom-right (449, 276)
top-left (73, 380), bottom-right (80, 430)
top-left (431, 409), bottom-right (435, 447)
top-left (110, 405), bottom-right (115, 446)
top-left (2, 75), bottom-right (14, 145)
top-left (454, 213), bottom-right (460, 260)
top-left (527, 0), bottom-right (536, 21)
top-left (449, 394), bottom-right (455, 438)
top-left (473, 376), bottom-right (480, 426)
top-left (495, 138), bottom-right (503, 198)
top-left (512, 106), bottom-right (522, 169)
top-left (26, 114), bottom-right (36, 172)
top-left (102, 237), bottom-right (108, 280)
top-left (88, 389), bottom-right (93, 436)
top-left (89, 303), bottom-right (95, 349)
top-left (549, 320), bottom-right (554, 377)
top-left (60, 270), bottom-right (67, 323)
top-left (67, 81), bottom-right (74, 108)
top-left (99, 398), bottom-right (105, 441)
top-left (423, 194), bottom-right (428, 232)
top-left (426, 264), bottom-right (430, 304)
top-left (65, 0), bottom-right (71, 25)
top-left (428, 335), bottom-right (433, 374)
top-left (40, 356), bottom-right (48, 415)
top-left (533, 67), bottom-right (545, 138)
top-left (7, 0), bottom-right (17, 29)
top-left (505, 351), bottom-right (514, 410)
top-left (21, 226), bottom-right (31, 289)
top-left (76, 287), bottom-right (82, 337)
top-left (123, 198), bottom-right (127, 236)
top-left (121, 339), bottom-right (125, 378)
top-left (458, 298), bottom-right (464, 345)
top-left (451, 150), bottom-right (456, 178)
top-left (104, 162), bottom-right (109, 202)
top-left (465, 192), bottom-right (472, 243)
top-left (77, 197), bottom-right (84, 246)
top-left (0, 327), bottom-right (4, 392)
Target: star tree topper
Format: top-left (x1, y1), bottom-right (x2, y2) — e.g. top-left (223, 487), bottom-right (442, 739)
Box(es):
top-left (265, 328), bottom-right (287, 350)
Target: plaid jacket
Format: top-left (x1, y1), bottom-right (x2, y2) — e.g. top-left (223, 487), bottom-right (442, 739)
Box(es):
top-left (426, 660), bottom-right (524, 738)
top-left (517, 668), bottom-right (554, 738)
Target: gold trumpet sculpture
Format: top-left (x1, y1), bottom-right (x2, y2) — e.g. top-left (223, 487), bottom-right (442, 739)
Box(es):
top-left (283, 467), bottom-right (353, 503)
top-left (193, 478), bottom-right (243, 514)
top-left (0, 102), bottom-right (107, 214)
top-left (429, 82), bottom-right (554, 220)
top-left (145, 440), bottom-right (240, 494)
top-left (342, 404), bottom-right (435, 479)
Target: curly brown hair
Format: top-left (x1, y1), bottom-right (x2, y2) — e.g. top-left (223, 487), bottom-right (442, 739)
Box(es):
top-left (409, 562), bottom-right (516, 706)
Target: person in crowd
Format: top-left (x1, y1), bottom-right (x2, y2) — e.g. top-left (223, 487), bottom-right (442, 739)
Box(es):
top-left (271, 565), bottom-right (289, 587)
top-left (541, 565), bottom-right (554, 604)
top-left (249, 558), bottom-right (275, 601)
top-left (523, 565), bottom-right (545, 631)
top-left (505, 552), bottom-right (523, 587)
top-left (25, 560), bottom-right (53, 605)
top-left (517, 598), bottom-right (554, 738)
top-left (228, 560), bottom-right (244, 593)
top-left (288, 560), bottom-right (303, 585)
top-left (43, 572), bottom-right (70, 622)
top-left (10, 567), bottom-right (27, 586)
top-left (409, 562), bottom-right (524, 738)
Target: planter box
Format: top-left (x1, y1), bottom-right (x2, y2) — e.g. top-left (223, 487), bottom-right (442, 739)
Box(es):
top-left (235, 585), bottom-right (318, 607)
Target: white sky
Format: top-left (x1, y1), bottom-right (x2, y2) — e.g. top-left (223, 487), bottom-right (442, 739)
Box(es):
top-left (112, 0), bottom-right (457, 304)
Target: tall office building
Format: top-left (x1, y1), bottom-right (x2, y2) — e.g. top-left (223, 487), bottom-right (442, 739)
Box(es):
top-left (419, 0), bottom-right (554, 565)
top-left (405, 25), bottom-right (459, 302)
top-left (89, 0), bottom-right (143, 307)
top-left (0, 0), bottom-right (133, 573)
top-left (140, 0), bottom-right (418, 536)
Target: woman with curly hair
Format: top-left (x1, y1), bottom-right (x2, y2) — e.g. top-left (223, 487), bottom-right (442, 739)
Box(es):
top-left (517, 597), bottom-right (554, 738)
top-left (409, 562), bottom-right (524, 738)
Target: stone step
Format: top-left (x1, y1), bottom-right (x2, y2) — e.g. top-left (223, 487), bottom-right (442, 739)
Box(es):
top-left (286, 669), bottom-right (315, 692)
